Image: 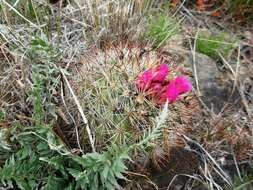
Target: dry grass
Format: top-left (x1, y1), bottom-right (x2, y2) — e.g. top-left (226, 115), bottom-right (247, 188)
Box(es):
top-left (73, 0), bottom-right (153, 42)
top-left (0, 44), bottom-right (31, 125)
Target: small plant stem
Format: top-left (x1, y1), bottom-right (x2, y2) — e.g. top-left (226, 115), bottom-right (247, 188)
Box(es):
top-left (232, 149), bottom-right (243, 182)
top-left (172, 0), bottom-right (186, 17)
top-left (232, 45), bottom-right (240, 94)
top-left (189, 26), bottom-right (201, 96)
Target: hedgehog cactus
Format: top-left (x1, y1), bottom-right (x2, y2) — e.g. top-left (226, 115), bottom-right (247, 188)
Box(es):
top-left (58, 41), bottom-right (196, 155)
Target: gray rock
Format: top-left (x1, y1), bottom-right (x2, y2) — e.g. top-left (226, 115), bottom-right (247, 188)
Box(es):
top-left (164, 45), bottom-right (240, 113)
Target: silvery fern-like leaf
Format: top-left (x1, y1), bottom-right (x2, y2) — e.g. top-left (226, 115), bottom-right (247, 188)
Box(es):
top-left (0, 129), bottom-right (11, 151)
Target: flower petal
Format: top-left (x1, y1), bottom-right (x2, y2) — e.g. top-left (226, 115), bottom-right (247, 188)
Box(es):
top-left (152, 64), bottom-right (169, 82)
top-left (149, 82), bottom-right (163, 94)
top-left (159, 81), bottom-right (179, 103)
top-left (165, 81), bottom-right (180, 103)
top-left (159, 76), bottom-right (192, 103)
top-left (174, 76), bottom-right (192, 94)
top-left (136, 69), bottom-right (153, 90)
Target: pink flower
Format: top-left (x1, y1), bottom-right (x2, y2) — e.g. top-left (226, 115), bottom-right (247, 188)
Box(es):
top-left (160, 81), bottom-right (179, 103)
top-left (136, 69), bottom-right (153, 90)
top-left (148, 82), bottom-right (163, 94)
top-left (174, 76), bottom-right (192, 94)
top-left (135, 64), bottom-right (192, 104)
top-left (152, 64), bottom-right (169, 82)
top-left (159, 76), bottom-right (192, 103)
top-left (136, 64), bottom-right (169, 91)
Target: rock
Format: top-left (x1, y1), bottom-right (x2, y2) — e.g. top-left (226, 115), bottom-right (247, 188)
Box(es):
top-left (164, 45), bottom-right (240, 113)
top-left (189, 53), bottom-right (240, 112)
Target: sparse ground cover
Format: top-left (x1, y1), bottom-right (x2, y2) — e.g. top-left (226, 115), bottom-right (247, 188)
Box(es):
top-left (0, 0), bottom-right (253, 189)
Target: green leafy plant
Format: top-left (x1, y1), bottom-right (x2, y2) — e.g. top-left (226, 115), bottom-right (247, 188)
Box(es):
top-left (0, 33), bottom-right (66, 189)
top-left (0, 112), bottom-right (5, 121)
top-left (68, 145), bottom-right (129, 190)
top-left (28, 35), bottom-right (62, 120)
top-left (146, 13), bottom-right (181, 48)
top-left (0, 59), bottom-right (72, 189)
top-left (0, 94), bottom-right (168, 190)
top-left (0, 55), bottom-right (66, 189)
top-left (0, 129), bottom-right (13, 166)
top-left (196, 32), bottom-right (236, 59)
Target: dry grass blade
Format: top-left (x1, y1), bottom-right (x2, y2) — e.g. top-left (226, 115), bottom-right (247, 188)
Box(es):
top-left (60, 82), bottom-right (84, 154)
top-left (167, 174), bottom-right (206, 190)
top-left (0, 0), bottom-right (38, 27)
top-left (219, 45), bottom-right (252, 118)
top-left (183, 135), bottom-right (232, 186)
top-left (60, 69), bottom-right (96, 152)
top-left (74, 0), bottom-right (152, 42)
top-left (189, 26), bottom-right (201, 96)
